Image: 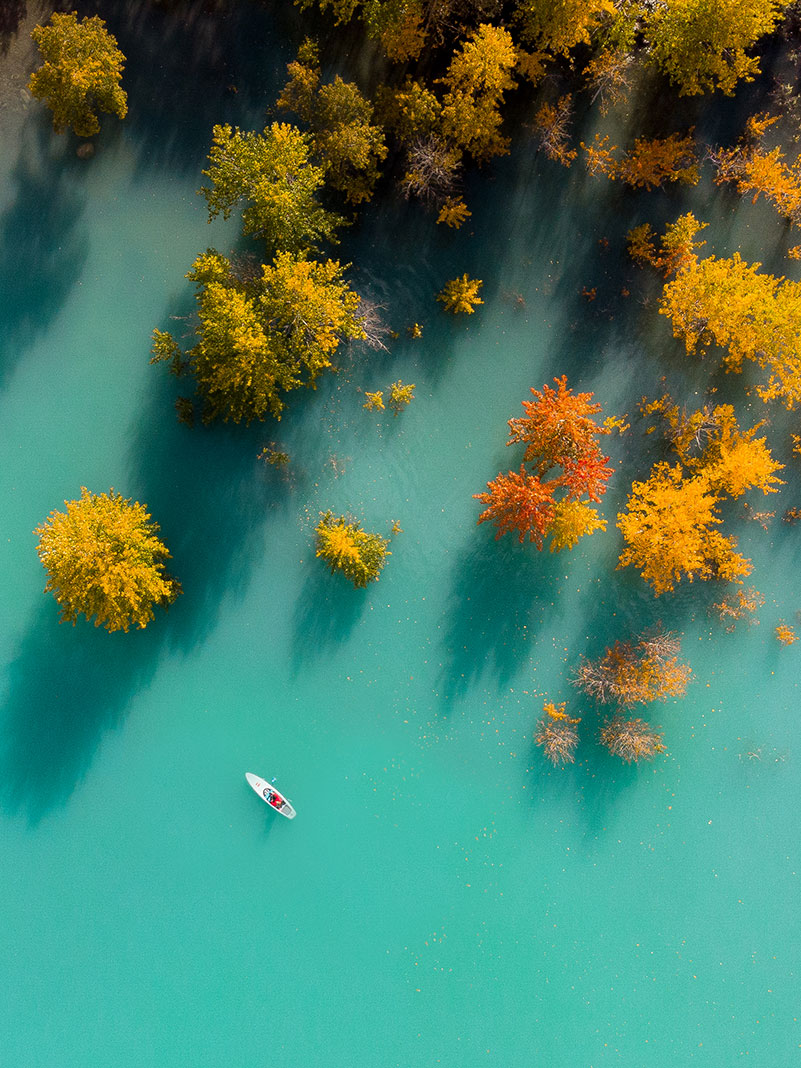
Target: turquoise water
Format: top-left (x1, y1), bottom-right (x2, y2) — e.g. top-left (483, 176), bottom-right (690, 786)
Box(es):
top-left (1, 4), bottom-right (799, 1065)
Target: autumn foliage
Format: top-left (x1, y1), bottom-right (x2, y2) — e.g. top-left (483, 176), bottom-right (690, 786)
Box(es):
top-left (315, 512), bottom-right (391, 587)
top-left (534, 701), bottom-right (581, 765)
top-left (476, 377), bottom-right (612, 551)
top-left (35, 488), bottom-right (180, 632)
top-left (600, 717), bottom-right (665, 763)
top-left (573, 631), bottom-right (692, 707)
top-left (617, 463), bottom-right (752, 595)
top-left (582, 131), bottom-right (699, 189)
top-left (660, 253), bottom-right (801, 407)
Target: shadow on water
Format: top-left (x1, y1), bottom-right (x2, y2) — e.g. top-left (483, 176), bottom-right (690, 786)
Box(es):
top-left (0, 123), bottom-right (88, 391)
top-left (0, 610), bottom-right (162, 823)
top-left (0, 361), bottom-right (287, 823)
top-left (88, 0), bottom-right (307, 175)
top-left (437, 531), bottom-right (567, 701)
top-left (0, 0), bottom-right (26, 50)
top-left (290, 565), bottom-right (368, 674)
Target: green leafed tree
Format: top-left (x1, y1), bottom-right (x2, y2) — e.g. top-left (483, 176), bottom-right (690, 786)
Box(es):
top-left (199, 122), bottom-right (343, 254)
top-left (29, 11), bottom-right (127, 137)
top-left (152, 249), bottom-right (366, 424)
top-left (278, 41), bottom-right (387, 204)
top-left (646, 0), bottom-right (782, 96)
top-left (35, 488), bottom-right (180, 632)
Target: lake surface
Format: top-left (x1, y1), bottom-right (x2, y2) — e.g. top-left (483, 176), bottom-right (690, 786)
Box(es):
top-left (0, 3), bottom-right (799, 1065)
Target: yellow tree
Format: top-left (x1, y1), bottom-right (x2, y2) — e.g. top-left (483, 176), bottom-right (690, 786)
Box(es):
top-left (438, 24), bottom-right (517, 163)
top-left (617, 462), bottom-right (752, 594)
top-left (686, 406), bottom-right (785, 497)
top-left (35, 488), bottom-right (180, 632)
top-left (514, 0), bottom-right (614, 64)
top-left (315, 512), bottom-right (391, 586)
top-left (278, 41), bottom-right (387, 204)
top-left (29, 11), bottom-right (127, 136)
top-left (645, 0), bottom-right (782, 96)
top-left (152, 249), bottom-right (365, 424)
top-left (548, 500), bottom-right (607, 552)
top-left (438, 274), bottom-right (483, 314)
top-left (660, 253), bottom-right (801, 407)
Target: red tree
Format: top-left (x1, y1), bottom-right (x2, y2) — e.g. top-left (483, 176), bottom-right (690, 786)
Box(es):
top-left (474, 467), bottom-right (555, 546)
top-left (507, 374), bottom-right (611, 478)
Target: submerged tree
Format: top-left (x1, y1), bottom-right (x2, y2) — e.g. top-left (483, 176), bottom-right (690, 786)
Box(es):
top-left (151, 249), bottom-right (365, 424)
top-left (35, 488), bottom-right (180, 632)
top-left (573, 631), bottom-right (692, 706)
top-left (29, 12), bottom-right (128, 137)
top-left (507, 375), bottom-right (613, 495)
top-left (645, 0), bottom-right (782, 96)
top-left (582, 131), bottom-right (699, 188)
top-left (477, 376), bottom-right (613, 551)
top-left (712, 586), bottom-right (764, 630)
top-left (438, 274), bottom-right (484, 314)
top-left (438, 24), bottom-right (518, 163)
top-left (278, 40), bottom-right (388, 204)
top-left (535, 700), bottom-right (581, 765)
top-left (600, 716), bottom-right (665, 763)
top-left (315, 512), bottom-right (391, 587)
top-left (617, 463), bottom-right (752, 595)
top-left (660, 253), bottom-right (801, 407)
top-left (474, 466), bottom-right (556, 547)
top-left (199, 122), bottom-right (343, 254)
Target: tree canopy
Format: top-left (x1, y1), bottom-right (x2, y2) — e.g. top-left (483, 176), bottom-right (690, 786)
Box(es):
top-left (660, 253), bottom-right (801, 407)
top-left (278, 40), bottom-right (388, 204)
top-left (151, 249), bottom-right (366, 424)
top-left (199, 122), bottom-right (343, 253)
top-left (35, 488), bottom-right (180, 632)
top-left (29, 11), bottom-right (127, 137)
top-left (617, 462), bottom-right (752, 595)
top-left (315, 512), bottom-right (391, 586)
top-left (646, 0), bottom-right (782, 96)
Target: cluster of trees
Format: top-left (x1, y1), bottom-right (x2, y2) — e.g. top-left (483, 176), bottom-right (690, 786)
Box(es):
top-left (536, 630), bottom-right (686, 768)
top-left (475, 376), bottom-right (612, 551)
top-left (151, 249), bottom-right (366, 424)
top-left (616, 395), bottom-right (783, 595)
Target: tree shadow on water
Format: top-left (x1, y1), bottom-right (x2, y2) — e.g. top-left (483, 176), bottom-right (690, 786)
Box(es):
top-left (0, 369), bottom-right (287, 823)
top-left (0, 609), bottom-right (162, 823)
top-left (0, 125), bottom-right (88, 390)
top-left (290, 565), bottom-right (368, 675)
top-left (438, 532), bottom-right (566, 704)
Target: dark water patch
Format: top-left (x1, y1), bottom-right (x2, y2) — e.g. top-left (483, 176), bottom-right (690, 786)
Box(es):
top-left (89, 0), bottom-right (305, 176)
top-left (0, 123), bottom-right (88, 390)
top-left (0, 0), bottom-right (26, 50)
top-left (0, 606), bottom-right (161, 823)
top-left (290, 565), bottom-right (368, 673)
top-left (437, 532), bottom-right (566, 702)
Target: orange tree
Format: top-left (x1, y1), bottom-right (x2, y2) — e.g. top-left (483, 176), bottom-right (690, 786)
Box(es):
top-left (573, 631), bottom-right (692, 706)
top-left (476, 376), bottom-right (613, 551)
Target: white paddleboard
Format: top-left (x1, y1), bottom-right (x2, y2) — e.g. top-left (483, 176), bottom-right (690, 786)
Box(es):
top-left (245, 772), bottom-right (296, 819)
